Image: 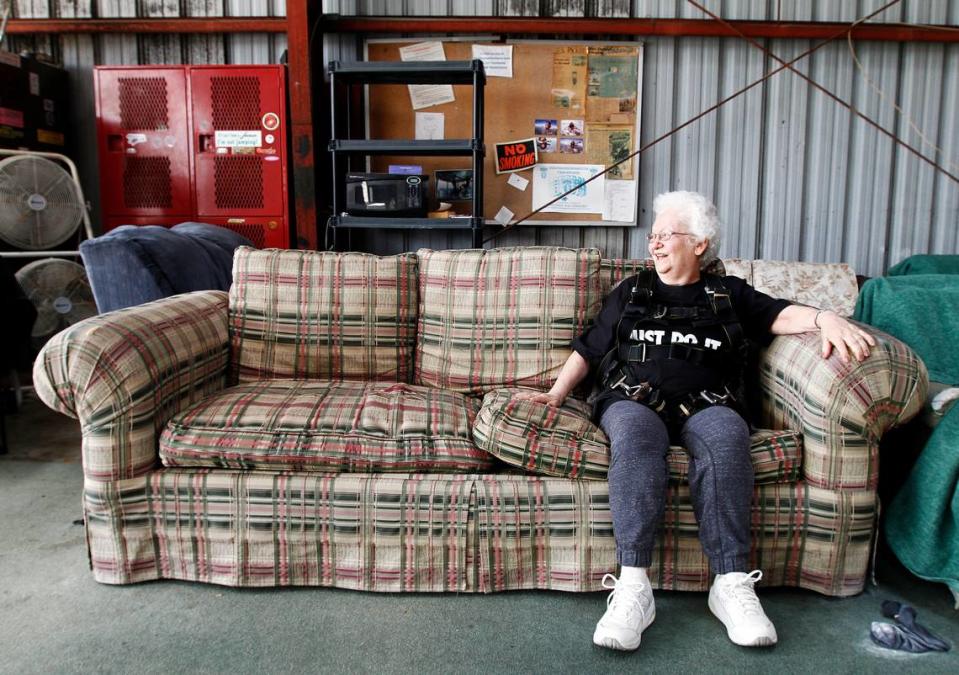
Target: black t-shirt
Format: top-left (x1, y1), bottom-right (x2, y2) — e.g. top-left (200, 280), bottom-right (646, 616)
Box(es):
top-left (571, 274), bottom-right (791, 417)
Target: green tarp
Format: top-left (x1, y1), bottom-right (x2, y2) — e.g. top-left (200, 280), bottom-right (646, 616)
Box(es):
top-left (884, 404), bottom-right (959, 601)
top-left (888, 254), bottom-right (959, 277)
top-left (855, 263), bottom-right (959, 603)
top-left (854, 274), bottom-right (959, 384)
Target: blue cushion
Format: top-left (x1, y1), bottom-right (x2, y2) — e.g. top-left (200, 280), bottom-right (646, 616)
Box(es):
top-left (80, 223), bottom-right (253, 313)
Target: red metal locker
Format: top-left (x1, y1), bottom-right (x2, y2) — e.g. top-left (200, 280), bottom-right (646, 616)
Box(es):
top-left (188, 65), bottom-right (289, 248)
top-left (198, 217), bottom-right (285, 249)
top-left (95, 67), bottom-right (194, 226)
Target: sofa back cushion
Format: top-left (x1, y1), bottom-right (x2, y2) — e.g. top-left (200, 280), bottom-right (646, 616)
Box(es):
top-left (599, 258), bottom-right (653, 297)
top-left (415, 247), bottom-right (603, 394)
top-left (230, 248), bottom-right (418, 383)
top-left (751, 260), bottom-right (858, 316)
top-left (720, 258), bottom-right (753, 284)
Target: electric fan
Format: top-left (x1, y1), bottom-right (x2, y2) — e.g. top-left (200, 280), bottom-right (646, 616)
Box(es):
top-left (14, 258), bottom-right (96, 348)
top-left (0, 154), bottom-right (86, 250)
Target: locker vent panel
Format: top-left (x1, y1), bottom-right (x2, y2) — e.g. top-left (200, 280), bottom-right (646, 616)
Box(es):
top-left (118, 77), bottom-right (169, 130)
top-left (211, 76), bottom-right (260, 130)
top-left (123, 157), bottom-right (173, 208)
top-left (223, 223), bottom-right (266, 248)
top-left (214, 156), bottom-right (263, 209)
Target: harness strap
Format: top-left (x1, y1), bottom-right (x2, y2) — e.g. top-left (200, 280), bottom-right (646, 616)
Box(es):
top-left (614, 269), bottom-right (656, 362)
top-left (597, 268), bottom-right (748, 421)
top-left (624, 342), bottom-right (720, 367)
top-left (704, 274), bottom-right (746, 361)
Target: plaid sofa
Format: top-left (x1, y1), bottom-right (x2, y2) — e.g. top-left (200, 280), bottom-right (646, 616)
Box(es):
top-left (33, 247), bottom-right (927, 596)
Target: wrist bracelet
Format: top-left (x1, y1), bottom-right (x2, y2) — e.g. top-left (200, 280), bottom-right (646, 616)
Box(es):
top-left (814, 309), bottom-right (825, 329)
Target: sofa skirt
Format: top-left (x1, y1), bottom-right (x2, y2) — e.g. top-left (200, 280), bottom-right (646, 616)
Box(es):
top-left (81, 469), bottom-right (877, 597)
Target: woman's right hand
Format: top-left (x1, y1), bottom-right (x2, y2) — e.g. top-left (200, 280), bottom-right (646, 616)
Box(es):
top-left (512, 390), bottom-right (565, 407)
top-left (511, 352), bottom-right (588, 409)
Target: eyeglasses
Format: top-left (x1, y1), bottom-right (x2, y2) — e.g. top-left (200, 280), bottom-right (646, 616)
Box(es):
top-left (646, 231), bottom-right (697, 243)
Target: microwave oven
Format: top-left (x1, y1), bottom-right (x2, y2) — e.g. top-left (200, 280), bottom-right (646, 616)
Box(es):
top-left (345, 173), bottom-right (429, 216)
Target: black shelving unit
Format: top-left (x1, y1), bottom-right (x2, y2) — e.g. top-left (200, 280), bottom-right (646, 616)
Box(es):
top-left (328, 59), bottom-right (486, 248)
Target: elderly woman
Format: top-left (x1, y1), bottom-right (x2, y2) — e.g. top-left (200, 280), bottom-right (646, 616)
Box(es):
top-left (516, 191), bottom-right (875, 652)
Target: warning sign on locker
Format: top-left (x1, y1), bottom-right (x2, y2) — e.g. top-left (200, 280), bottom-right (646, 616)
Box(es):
top-left (214, 130), bottom-right (262, 148)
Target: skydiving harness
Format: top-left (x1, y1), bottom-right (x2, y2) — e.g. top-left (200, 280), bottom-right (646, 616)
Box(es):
top-left (593, 269), bottom-right (748, 421)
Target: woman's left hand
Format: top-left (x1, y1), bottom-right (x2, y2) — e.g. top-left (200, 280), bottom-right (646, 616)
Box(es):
top-left (817, 311), bottom-right (877, 363)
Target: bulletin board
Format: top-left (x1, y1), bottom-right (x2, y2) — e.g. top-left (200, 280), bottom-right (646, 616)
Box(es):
top-left (364, 39), bottom-right (643, 226)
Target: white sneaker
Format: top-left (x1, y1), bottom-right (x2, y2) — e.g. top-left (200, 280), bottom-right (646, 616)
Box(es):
top-left (592, 573), bottom-right (656, 651)
top-left (708, 570), bottom-right (778, 647)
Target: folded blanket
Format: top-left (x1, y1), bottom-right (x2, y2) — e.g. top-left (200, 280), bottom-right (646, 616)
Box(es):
top-left (80, 222), bottom-right (252, 313)
top-left (885, 403), bottom-right (959, 604)
top-left (854, 275), bottom-right (959, 384)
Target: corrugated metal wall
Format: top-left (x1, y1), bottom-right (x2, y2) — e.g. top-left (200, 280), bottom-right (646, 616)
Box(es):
top-left (6, 1), bottom-right (959, 274)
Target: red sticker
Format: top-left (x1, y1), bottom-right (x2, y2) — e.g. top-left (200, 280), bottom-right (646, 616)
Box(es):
top-left (262, 112), bottom-right (280, 130)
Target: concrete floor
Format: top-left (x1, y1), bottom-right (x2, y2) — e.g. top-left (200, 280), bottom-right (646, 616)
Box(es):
top-left (1, 389), bottom-right (957, 674)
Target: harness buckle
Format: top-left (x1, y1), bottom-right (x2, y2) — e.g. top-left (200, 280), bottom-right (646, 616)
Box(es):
top-left (706, 288), bottom-right (731, 313)
top-left (699, 389), bottom-right (724, 405)
top-left (676, 387), bottom-right (736, 420)
top-left (610, 375), bottom-right (652, 402)
top-left (622, 382), bottom-right (652, 400)
top-left (627, 342), bottom-right (647, 363)
top-left (699, 386), bottom-right (734, 406)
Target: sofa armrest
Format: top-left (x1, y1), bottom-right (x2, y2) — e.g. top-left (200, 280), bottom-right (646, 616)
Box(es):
top-left (33, 291), bottom-right (230, 481)
top-left (757, 324), bottom-right (927, 491)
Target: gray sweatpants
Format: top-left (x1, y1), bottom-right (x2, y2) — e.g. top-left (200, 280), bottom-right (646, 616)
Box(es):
top-left (599, 399), bottom-right (753, 574)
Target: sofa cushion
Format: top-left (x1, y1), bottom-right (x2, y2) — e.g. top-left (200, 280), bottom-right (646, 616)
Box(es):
top-left (160, 380), bottom-right (493, 473)
top-left (230, 248), bottom-right (419, 383)
top-left (473, 391), bottom-right (609, 479)
top-left (751, 260), bottom-right (858, 316)
top-left (473, 388), bottom-right (802, 482)
top-left (415, 247), bottom-right (603, 394)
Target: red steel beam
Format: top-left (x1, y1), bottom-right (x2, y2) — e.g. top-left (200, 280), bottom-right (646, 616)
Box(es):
top-left (7, 16), bottom-right (957, 42)
top-left (286, 3), bottom-right (319, 250)
top-left (325, 16), bottom-right (959, 43)
top-left (4, 18), bottom-right (287, 34)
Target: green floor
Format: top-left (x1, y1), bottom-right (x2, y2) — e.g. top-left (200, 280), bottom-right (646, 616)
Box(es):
top-left (1, 393), bottom-right (956, 674)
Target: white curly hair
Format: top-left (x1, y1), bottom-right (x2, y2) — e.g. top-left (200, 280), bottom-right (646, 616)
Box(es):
top-left (652, 190), bottom-right (721, 269)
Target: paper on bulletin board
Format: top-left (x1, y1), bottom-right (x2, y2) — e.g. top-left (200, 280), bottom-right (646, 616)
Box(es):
top-left (586, 45), bottom-right (639, 125)
top-left (399, 41), bottom-right (455, 110)
top-left (472, 44), bottom-right (513, 78)
top-left (550, 46), bottom-right (588, 114)
top-left (494, 205), bottom-right (515, 225)
top-left (602, 180), bottom-right (637, 222)
top-left (532, 164), bottom-right (605, 214)
top-left (507, 173), bottom-right (529, 191)
top-left (585, 125), bottom-right (634, 180)
top-left (415, 112), bottom-right (444, 140)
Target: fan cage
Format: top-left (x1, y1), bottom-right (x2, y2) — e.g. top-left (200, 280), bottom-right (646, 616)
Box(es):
top-left (0, 155), bottom-right (85, 251)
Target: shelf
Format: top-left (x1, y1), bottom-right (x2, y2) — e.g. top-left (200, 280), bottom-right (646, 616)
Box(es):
top-left (329, 139), bottom-right (479, 156)
top-left (328, 60), bottom-right (486, 85)
top-left (329, 58), bottom-right (485, 249)
top-left (332, 215), bottom-right (482, 230)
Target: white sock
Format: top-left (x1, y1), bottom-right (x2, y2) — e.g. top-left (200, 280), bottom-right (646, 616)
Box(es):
top-left (619, 566), bottom-right (649, 586)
